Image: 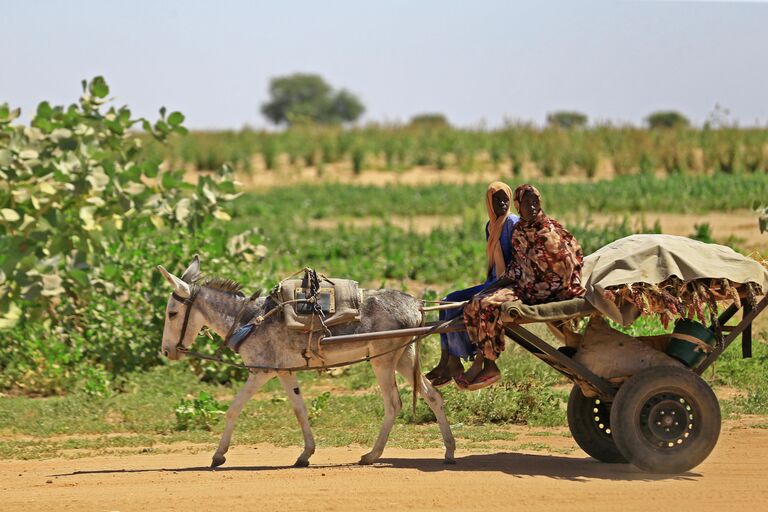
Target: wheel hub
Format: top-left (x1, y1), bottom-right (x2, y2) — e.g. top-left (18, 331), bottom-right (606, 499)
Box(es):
top-left (640, 393), bottom-right (695, 449)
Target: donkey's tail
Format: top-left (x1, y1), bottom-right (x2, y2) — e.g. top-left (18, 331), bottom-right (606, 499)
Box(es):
top-left (412, 308), bottom-right (426, 416)
top-left (412, 338), bottom-right (420, 416)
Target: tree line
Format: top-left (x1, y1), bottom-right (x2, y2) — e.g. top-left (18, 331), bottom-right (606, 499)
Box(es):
top-left (264, 73), bottom-right (695, 130)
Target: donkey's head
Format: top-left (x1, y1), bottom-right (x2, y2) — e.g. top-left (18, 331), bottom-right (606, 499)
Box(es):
top-left (157, 255), bottom-right (204, 360)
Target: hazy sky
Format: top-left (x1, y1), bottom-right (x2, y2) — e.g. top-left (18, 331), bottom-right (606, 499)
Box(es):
top-left (2, 1), bottom-right (767, 129)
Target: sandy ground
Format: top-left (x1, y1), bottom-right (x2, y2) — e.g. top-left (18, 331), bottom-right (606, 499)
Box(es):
top-left (3, 418), bottom-right (767, 512)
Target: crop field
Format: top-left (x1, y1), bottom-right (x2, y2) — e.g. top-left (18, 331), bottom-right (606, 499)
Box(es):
top-left (144, 124), bottom-right (768, 179)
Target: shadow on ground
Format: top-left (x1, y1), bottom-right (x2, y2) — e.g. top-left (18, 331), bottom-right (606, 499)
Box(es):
top-left (51, 451), bottom-right (698, 482)
top-left (376, 452), bottom-right (699, 482)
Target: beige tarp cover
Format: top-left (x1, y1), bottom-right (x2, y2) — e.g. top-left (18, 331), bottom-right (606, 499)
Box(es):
top-left (502, 234), bottom-right (768, 326)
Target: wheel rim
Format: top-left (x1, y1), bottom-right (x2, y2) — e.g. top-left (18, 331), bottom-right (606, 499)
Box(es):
top-left (639, 392), bottom-right (695, 450)
top-left (591, 398), bottom-right (614, 438)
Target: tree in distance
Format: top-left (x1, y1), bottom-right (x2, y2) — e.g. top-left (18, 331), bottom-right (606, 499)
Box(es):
top-left (408, 113), bottom-right (451, 129)
top-left (646, 111), bottom-right (690, 129)
top-left (546, 111), bottom-right (588, 129)
top-left (261, 73), bottom-right (364, 126)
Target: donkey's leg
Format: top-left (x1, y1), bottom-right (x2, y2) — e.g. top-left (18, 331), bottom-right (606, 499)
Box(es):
top-left (212, 371), bottom-right (274, 468)
top-left (277, 372), bottom-right (316, 467)
top-left (396, 346), bottom-right (456, 464)
top-left (360, 354), bottom-right (402, 465)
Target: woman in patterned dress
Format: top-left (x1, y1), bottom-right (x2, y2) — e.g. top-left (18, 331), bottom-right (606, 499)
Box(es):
top-left (461, 184), bottom-right (585, 389)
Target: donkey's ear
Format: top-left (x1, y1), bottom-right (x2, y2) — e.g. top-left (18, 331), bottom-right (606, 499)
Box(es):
top-left (180, 254), bottom-right (201, 284)
top-left (157, 265), bottom-right (192, 298)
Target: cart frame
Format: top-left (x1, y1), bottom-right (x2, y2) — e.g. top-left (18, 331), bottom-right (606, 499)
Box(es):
top-left (321, 293), bottom-right (768, 473)
top-left (324, 294), bottom-right (768, 400)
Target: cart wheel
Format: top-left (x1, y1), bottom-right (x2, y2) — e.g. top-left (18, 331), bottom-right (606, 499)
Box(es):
top-left (567, 385), bottom-right (627, 463)
top-left (610, 366), bottom-right (720, 474)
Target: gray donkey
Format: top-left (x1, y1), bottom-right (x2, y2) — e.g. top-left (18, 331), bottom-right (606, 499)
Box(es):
top-left (158, 256), bottom-right (455, 468)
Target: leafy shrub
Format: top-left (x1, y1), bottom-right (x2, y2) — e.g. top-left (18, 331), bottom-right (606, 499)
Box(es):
top-left (0, 77), bottom-right (238, 330)
top-left (691, 223), bottom-right (714, 243)
top-left (175, 391), bottom-right (228, 430)
top-left (0, 78), bottom-right (268, 394)
top-left (310, 391), bottom-right (332, 421)
top-left (0, 218), bottom-right (269, 394)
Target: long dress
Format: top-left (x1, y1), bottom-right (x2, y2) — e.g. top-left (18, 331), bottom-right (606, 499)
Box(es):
top-left (440, 215), bottom-right (518, 359)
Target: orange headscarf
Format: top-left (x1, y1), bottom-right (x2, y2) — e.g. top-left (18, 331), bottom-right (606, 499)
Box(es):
top-left (485, 181), bottom-right (513, 278)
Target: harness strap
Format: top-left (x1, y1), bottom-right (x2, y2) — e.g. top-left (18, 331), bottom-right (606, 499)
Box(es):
top-left (172, 292), bottom-right (195, 351)
top-left (178, 314), bottom-right (456, 373)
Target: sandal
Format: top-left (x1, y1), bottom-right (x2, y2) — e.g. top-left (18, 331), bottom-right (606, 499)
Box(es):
top-left (465, 372), bottom-right (501, 391)
top-left (429, 375), bottom-right (453, 388)
top-left (453, 374), bottom-right (470, 390)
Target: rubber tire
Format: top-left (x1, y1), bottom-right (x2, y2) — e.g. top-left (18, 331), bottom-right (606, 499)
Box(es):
top-left (610, 366), bottom-right (721, 474)
top-left (567, 385), bottom-right (627, 463)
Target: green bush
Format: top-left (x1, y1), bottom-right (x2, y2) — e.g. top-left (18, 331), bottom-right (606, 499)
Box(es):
top-left (0, 78), bottom-right (268, 394)
top-left (0, 221), bottom-right (268, 394)
top-left (0, 77), bottom-right (239, 330)
top-left (175, 390), bottom-right (228, 431)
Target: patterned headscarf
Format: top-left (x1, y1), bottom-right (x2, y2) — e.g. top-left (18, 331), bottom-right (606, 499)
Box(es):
top-left (485, 181), bottom-right (513, 278)
top-left (513, 184), bottom-right (544, 224)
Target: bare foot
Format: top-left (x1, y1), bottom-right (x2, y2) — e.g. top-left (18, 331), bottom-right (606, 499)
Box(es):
top-left (426, 348), bottom-right (449, 381)
top-left (475, 359), bottom-right (501, 381)
top-left (445, 355), bottom-right (465, 378)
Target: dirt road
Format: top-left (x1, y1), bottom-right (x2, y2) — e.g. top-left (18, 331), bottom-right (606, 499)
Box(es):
top-left (2, 419), bottom-right (767, 512)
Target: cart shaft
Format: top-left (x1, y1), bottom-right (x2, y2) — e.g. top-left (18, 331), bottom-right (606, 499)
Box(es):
top-left (321, 317), bottom-right (465, 344)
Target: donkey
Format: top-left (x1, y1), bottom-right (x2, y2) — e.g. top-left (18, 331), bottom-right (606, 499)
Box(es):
top-left (158, 256), bottom-right (455, 468)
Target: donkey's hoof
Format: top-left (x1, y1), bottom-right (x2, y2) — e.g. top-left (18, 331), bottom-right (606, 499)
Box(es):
top-left (294, 458), bottom-right (310, 468)
top-left (358, 453), bottom-right (377, 465)
top-left (211, 454), bottom-right (226, 468)
top-left (443, 457), bottom-right (457, 465)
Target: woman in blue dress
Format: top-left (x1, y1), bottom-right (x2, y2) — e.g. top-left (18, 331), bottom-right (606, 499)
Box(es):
top-left (425, 181), bottom-right (518, 387)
